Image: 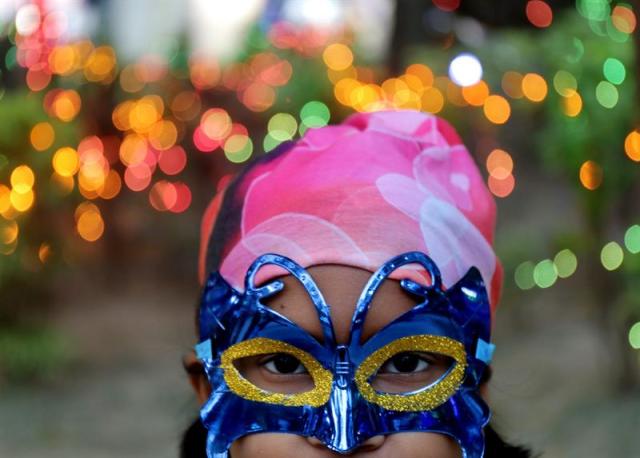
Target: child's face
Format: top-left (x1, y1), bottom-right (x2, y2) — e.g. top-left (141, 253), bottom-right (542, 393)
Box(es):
top-left (190, 264), bottom-right (465, 457)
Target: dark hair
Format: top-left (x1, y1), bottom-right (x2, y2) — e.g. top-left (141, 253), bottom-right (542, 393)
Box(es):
top-left (179, 417), bottom-right (534, 458)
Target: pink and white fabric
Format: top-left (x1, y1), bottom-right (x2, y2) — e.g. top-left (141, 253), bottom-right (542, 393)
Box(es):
top-left (199, 110), bottom-right (503, 319)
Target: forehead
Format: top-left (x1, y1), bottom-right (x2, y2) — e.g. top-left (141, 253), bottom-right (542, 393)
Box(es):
top-left (260, 264), bottom-right (420, 344)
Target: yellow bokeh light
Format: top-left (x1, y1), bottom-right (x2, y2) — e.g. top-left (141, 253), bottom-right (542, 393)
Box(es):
top-left (30, 122), bottom-right (55, 151)
top-left (322, 43), bottom-right (354, 71)
top-left (11, 165), bottom-right (35, 193)
top-left (53, 90), bottom-right (82, 122)
top-left (521, 73), bottom-right (548, 102)
top-left (84, 46), bottom-right (117, 83)
top-left (52, 147), bottom-right (80, 177)
top-left (461, 81), bottom-right (489, 106)
top-left (350, 84), bottom-right (382, 112)
top-left (624, 130), bottom-right (640, 162)
top-left (129, 96), bottom-right (163, 133)
top-left (76, 206), bottom-right (104, 242)
top-left (579, 160), bottom-right (603, 190)
top-left (148, 120), bottom-right (178, 150)
top-left (119, 134), bottom-right (148, 166)
top-left (49, 45), bottom-right (79, 75)
top-left (334, 78), bottom-right (361, 106)
top-left (10, 188), bottom-right (35, 212)
top-left (562, 90), bottom-right (582, 117)
top-left (98, 170), bottom-right (122, 200)
top-left (405, 64), bottom-right (434, 88)
top-left (483, 95), bottom-right (511, 124)
top-left (421, 87), bottom-right (445, 114)
top-left (112, 100), bottom-right (134, 131)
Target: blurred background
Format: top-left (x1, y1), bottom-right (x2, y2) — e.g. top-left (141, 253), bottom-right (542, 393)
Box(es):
top-left (0, 0), bottom-right (638, 456)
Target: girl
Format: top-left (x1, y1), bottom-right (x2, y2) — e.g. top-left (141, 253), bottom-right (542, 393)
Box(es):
top-left (181, 110), bottom-right (534, 457)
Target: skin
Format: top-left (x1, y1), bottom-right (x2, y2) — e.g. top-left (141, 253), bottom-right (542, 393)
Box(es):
top-left (185, 264), bottom-right (489, 457)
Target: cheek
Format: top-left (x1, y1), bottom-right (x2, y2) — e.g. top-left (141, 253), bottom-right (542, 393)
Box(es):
top-left (229, 432), bottom-right (462, 458)
top-left (383, 432), bottom-right (462, 458)
top-left (230, 433), bottom-right (318, 458)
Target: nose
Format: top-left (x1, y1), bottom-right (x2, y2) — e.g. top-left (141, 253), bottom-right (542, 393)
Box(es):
top-left (306, 435), bottom-right (386, 454)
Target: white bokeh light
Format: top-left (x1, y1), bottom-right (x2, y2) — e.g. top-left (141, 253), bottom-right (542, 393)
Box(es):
top-left (448, 53), bottom-right (483, 87)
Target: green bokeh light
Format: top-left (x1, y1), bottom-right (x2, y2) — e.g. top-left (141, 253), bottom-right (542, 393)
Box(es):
top-left (224, 135), bottom-right (253, 163)
top-left (514, 261), bottom-right (535, 290)
top-left (554, 249), bottom-right (578, 278)
top-left (595, 81), bottom-right (618, 108)
top-left (263, 132), bottom-right (283, 153)
top-left (300, 101), bottom-right (330, 127)
top-left (577, 0), bottom-right (611, 21)
top-left (268, 113), bottom-right (298, 142)
top-left (629, 322), bottom-right (640, 349)
top-left (533, 259), bottom-right (558, 288)
top-left (624, 225), bottom-right (640, 254)
top-left (603, 58), bottom-right (626, 85)
top-left (553, 70), bottom-right (577, 96)
top-left (600, 241), bottom-right (624, 271)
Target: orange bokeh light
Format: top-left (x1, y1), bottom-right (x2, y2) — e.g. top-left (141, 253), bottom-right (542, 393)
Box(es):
top-left (483, 95), bottom-right (511, 124)
top-left (521, 73), bottom-right (547, 102)
top-left (30, 122), bottom-right (55, 151)
top-left (624, 131), bottom-right (640, 162)
top-left (579, 160), bottom-right (603, 190)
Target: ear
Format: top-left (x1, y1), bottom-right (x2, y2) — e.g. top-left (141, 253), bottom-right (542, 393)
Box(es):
top-left (444, 266), bottom-right (491, 342)
top-left (183, 350), bottom-right (212, 405)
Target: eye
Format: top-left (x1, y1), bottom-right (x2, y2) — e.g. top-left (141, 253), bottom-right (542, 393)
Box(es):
top-left (262, 353), bottom-right (308, 375)
top-left (377, 352), bottom-right (432, 374)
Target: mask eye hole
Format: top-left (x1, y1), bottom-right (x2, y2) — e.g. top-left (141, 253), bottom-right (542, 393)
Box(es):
top-left (220, 338), bottom-right (333, 407)
top-left (355, 335), bottom-right (467, 412)
top-left (370, 351), bottom-right (455, 394)
top-left (233, 352), bottom-right (314, 394)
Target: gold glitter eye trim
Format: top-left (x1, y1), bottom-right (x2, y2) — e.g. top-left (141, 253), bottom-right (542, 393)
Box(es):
top-left (220, 337), bottom-right (333, 407)
top-left (354, 335), bottom-right (467, 412)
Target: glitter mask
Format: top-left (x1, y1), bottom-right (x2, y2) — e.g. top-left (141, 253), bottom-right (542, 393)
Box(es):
top-left (196, 251), bottom-right (495, 458)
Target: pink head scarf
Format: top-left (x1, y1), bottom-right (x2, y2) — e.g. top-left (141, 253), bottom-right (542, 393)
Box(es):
top-left (199, 110), bottom-right (502, 320)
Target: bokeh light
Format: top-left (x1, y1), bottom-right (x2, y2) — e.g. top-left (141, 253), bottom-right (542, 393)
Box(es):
top-left (268, 113), bottom-right (298, 141)
top-left (533, 259), bottom-right (558, 288)
top-left (595, 81), bottom-right (618, 108)
top-left (624, 130), bottom-right (640, 161)
top-left (514, 261), bottom-right (536, 290)
top-left (629, 322), bottom-right (640, 350)
top-left (579, 160), bottom-right (603, 190)
top-left (448, 53), bottom-right (483, 87)
top-left (30, 122), bottom-right (55, 151)
top-left (562, 90), bottom-right (583, 117)
top-left (624, 225), bottom-right (640, 254)
top-left (554, 249), bottom-right (578, 278)
top-left (526, 0), bottom-right (553, 28)
top-left (601, 241), bottom-right (624, 271)
top-left (603, 58), bottom-right (626, 85)
top-left (11, 165), bottom-right (35, 193)
top-left (522, 73), bottom-right (548, 102)
top-left (52, 147), bottom-right (79, 177)
top-left (322, 43), bottom-right (353, 71)
top-left (483, 95), bottom-right (511, 124)
top-left (76, 203), bottom-right (104, 242)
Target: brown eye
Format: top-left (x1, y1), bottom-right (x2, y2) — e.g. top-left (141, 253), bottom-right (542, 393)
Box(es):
top-left (378, 352), bottom-right (431, 374)
top-left (262, 353), bottom-right (308, 375)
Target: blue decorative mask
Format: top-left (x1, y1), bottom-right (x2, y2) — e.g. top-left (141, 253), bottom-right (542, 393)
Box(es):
top-left (195, 251), bottom-right (495, 457)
